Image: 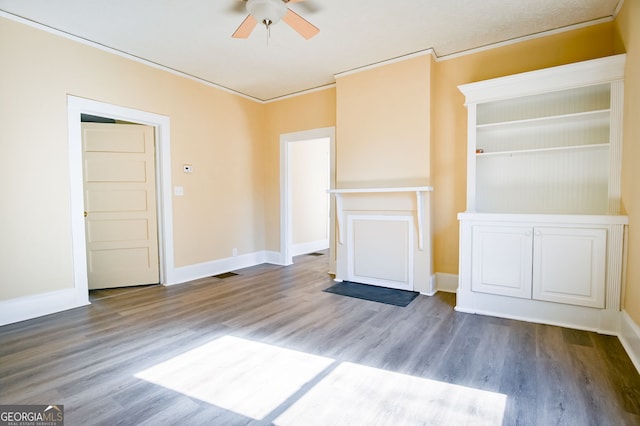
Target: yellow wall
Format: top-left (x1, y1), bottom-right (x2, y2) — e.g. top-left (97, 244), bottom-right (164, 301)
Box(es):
top-left (430, 22), bottom-right (618, 274)
top-left (616, 0), bottom-right (640, 323)
top-left (335, 55), bottom-right (432, 188)
top-left (0, 17), bottom-right (265, 299)
top-left (263, 89), bottom-right (336, 252)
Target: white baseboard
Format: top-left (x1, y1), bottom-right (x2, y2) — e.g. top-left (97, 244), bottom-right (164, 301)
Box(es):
top-left (435, 273), bottom-right (459, 294)
top-left (291, 240), bottom-right (329, 257)
top-left (420, 273), bottom-right (458, 296)
top-left (0, 251), bottom-right (282, 326)
top-left (168, 250), bottom-right (282, 285)
top-left (0, 288), bottom-right (89, 326)
top-left (619, 310), bottom-right (640, 374)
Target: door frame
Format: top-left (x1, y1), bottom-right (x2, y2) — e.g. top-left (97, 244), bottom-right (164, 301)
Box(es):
top-left (67, 96), bottom-right (175, 298)
top-left (279, 127), bottom-right (336, 270)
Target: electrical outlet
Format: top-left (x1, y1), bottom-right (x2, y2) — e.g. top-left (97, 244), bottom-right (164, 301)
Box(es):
top-left (232, 248), bottom-right (238, 257)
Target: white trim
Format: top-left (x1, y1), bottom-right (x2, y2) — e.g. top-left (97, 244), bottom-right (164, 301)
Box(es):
top-left (420, 273), bottom-right (459, 296)
top-left (435, 273), bottom-right (459, 294)
top-left (280, 127), bottom-right (336, 267)
top-left (329, 187), bottom-right (433, 248)
top-left (0, 288), bottom-right (88, 327)
top-left (0, 11), bottom-right (263, 104)
top-left (613, 0), bottom-right (625, 18)
top-left (454, 297), bottom-right (620, 335)
top-left (609, 80), bottom-right (625, 214)
top-left (422, 275), bottom-right (437, 296)
top-left (264, 84), bottom-right (336, 103)
top-left (328, 186), bottom-right (433, 194)
top-left (620, 310), bottom-right (640, 374)
top-left (0, 10), bottom-right (618, 103)
top-left (436, 17), bottom-right (614, 62)
top-left (169, 250), bottom-right (282, 285)
top-left (453, 307), bottom-right (604, 333)
top-left (458, 54), bottom-right (626, 105)
top-left (334, 50), bottom-right (435, 79)
top-left (291, 239), bottom-right (329, 257)
top-left (458, 212), bottom-right (629, 225)
top-left (67, 96), bottom-right (176, 288)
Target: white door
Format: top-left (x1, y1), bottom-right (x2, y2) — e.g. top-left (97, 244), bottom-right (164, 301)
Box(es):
top-left (82, 122), bottom-right (159, 289)
top-left (471, 225), bottom-right (533, 299)
top-left (532, 227), bottom-right (606, 308)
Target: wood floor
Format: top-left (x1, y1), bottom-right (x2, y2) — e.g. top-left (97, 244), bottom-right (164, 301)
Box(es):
top-left (1, 252), bottom-right (640, 425)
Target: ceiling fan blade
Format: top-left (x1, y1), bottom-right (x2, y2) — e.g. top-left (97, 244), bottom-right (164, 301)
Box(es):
top-left (282, 8), bottom-right (319, 39)
top-left (229, 0), bottom-right (247, 14)
top-left (286, 0), bottom-right (322, 14)
top-left (232, 14), bottom-right (257, 39)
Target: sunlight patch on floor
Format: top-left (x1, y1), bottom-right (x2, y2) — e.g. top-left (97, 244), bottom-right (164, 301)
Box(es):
top-left (135, 335), bottom-right (507, 425)
top-left (135, 335), bottom-right (333, 419)
top-left (274, 361), bottom-right (507, 425)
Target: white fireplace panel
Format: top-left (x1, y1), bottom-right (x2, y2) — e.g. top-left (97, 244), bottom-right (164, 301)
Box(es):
top-left (347, 215), bottom-right (414, 291)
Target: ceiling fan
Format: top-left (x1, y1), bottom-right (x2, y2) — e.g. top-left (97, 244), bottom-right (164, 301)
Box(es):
top-left (232, 0), bottom-right (320, 40)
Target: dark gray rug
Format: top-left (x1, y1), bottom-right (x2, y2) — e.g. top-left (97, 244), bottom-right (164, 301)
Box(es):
top-left (323, 281), bottom-right (419, 307)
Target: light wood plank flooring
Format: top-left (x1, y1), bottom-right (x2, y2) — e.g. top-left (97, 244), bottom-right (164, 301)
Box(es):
top-left (1, 252), bottom-right (640, 425)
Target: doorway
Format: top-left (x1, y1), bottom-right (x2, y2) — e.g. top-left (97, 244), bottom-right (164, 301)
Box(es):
top-left (280, 127), bottom-right (336, 271)
top-left (67, 96), bottom-right (176, 301)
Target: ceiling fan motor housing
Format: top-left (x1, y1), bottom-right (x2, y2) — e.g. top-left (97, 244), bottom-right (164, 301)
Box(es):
top-left (247, 0), bottom-right (287, 26)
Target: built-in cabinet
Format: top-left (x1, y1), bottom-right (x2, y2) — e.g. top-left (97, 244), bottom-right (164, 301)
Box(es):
top-left (456, 55), bottom-right (628, 333)
top-left (470, 221), bottom-right (608, 308)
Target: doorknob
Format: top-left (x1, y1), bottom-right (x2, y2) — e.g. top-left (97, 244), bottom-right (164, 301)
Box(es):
top-left (84, 211), bottom-right (88, 218)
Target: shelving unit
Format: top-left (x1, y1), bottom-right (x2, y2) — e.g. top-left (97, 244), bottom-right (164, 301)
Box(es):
top-left (455, 55), bottom-right (629, 334)
top-left (476, 143), bottom-right (609, 157)
top-left (466, 76), bottom-right (619, 214)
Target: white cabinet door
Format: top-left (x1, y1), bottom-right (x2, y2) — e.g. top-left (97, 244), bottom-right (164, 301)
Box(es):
top-left (471, 226), bottom-right (533, 299)
top-left (532, 227), bottom-right (606, 308)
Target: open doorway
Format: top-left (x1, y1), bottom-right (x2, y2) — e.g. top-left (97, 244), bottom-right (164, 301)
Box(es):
top-left (280, 127), bottom-right (336, 271)
top-left (290, 137), bottom-right (330, 257)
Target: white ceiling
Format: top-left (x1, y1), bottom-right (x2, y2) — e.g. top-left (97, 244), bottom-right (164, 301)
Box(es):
top-left (0, 0), bottom-right (622, 102)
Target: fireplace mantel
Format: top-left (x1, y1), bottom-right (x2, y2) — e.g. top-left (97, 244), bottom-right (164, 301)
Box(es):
top-left (328, 186), bottom-right (433, 250)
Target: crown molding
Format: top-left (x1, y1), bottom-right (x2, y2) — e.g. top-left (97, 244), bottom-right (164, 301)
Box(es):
top-left (263, 83), bottom-right (336, 103)
top-left (334, 50), bottom-right (435, 79)
top-left (436, 16), bottom-right (615, 62)
top-left (0, 10), bottom-right (264, 103)
top-left (1, 10), bottom-right (619, 103)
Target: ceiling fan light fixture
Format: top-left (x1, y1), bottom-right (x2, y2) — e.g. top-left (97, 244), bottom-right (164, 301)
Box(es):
top-left (246, 0), bottom-right (287, 27)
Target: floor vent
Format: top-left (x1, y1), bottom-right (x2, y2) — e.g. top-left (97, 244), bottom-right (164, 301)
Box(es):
top-left (213, 272), bottom-right (238, 279)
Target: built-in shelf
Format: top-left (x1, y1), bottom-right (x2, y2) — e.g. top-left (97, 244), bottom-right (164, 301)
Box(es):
top-left (328, 186), bottom-right (433, 249)
top-left (476, 109), bottom-right (611, 129)
top-left (476, 143), bottom-right (609, 157)
top-left (328, 186), bottom-right (433, 194)
top-left (456, 54), bottom-right (628, 333)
